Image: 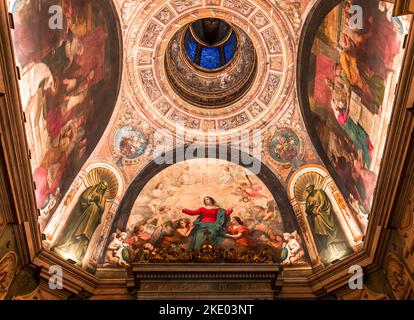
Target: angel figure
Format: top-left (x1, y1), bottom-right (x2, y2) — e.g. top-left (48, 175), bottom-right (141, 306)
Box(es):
top-left (233, 182), bottom-right (268, 203)
top-left (104, 232), bottom-right (130, 267)
top-left (281, 231), bottom-right (305, 265)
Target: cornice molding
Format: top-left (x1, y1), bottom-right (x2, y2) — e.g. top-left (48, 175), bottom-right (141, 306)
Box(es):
top-left (0, 0), bottom-right (42, 265)
top-left (364, 20), bottom-right (414, 266)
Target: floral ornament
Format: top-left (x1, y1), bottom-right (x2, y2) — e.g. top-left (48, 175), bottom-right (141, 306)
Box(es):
top-left (268, 129), bottom-right (302, 164)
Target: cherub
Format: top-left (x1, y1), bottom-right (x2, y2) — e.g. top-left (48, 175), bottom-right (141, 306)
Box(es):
top-left (104, 232), bottom-right (130, 267)
top-left (233, 182), bottom-right (268, 203)
top-left (281, 231), bottom-right (305, 265)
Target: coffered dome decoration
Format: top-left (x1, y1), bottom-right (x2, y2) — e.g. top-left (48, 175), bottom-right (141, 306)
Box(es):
top-left (125, 1), bottom-right (296, 139)
top-left (165, 18), bottom-right (257, 107)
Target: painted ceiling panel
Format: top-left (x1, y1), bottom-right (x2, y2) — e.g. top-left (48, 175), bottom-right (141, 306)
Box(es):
top-left (10, 0), bottom-right (122, 229)
top-left (306, 0), bottom-right (410, 214)
top-left (7, 0), bottom-right (409, 274)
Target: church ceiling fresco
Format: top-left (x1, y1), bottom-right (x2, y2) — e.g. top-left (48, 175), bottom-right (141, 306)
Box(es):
top-left (103, 159), bottom-right (308, 267)
top-left (9, 0), bottom-right (122, 228)
top-left (306, 0), bottom-right (410, 214)
top-left (7, 0), bottom-right (410, 272)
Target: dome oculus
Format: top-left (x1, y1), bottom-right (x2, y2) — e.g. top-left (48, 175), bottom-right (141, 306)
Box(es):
top-left (165, 18), bottom-right (257, 108)
top-left (184, 18), bottom-right (238, 70)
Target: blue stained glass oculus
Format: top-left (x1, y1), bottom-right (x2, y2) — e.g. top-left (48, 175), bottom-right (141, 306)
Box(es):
top-left (200, 47), bottom-right (221, 69)
top-left (184, 31), bottom-right (197, 62)
top-left (183, 19), bottom-right (238, 71)
top-left (224, 32), bottom-right (237, 64)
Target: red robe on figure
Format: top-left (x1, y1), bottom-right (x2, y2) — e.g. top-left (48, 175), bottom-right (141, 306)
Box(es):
top-left (182, 207), bottom-right (233, 223)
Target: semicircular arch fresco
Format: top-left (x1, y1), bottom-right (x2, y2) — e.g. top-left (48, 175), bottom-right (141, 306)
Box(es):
top-left (10, 0), bottom-right (123, 228)
top-left (99, 155), bottom-right (311, 267)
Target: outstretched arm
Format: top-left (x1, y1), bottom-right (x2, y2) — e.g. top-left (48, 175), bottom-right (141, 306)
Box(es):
top-left (182, 208), bottom-right (202, 216)
top-left (226, 233), bottom-right (242, 239)
top-left (226, 207), bottom-right (233, 216)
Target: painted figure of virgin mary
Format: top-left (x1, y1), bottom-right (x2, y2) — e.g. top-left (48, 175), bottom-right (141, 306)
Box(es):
top-left (179, 196), bottom-right (235, 249)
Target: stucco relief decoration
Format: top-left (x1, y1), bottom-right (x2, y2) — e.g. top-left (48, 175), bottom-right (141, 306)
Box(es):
top-left (172, 0), bottom-right (202, 13)
top-left (274, 0), bottom-right (303, 33)
top-left (121, 0), bottom-right (147, 28)
top-left (399, 191), bottom-right (414, 263)
top-left (224, 0), bottom-right (255, 17)
top-left (155, 6), bottom-right (176, 25)
top-left (385, 253), bottom-right (409, 300)
top-left (251, 11), bottom-right (270, 30)
top-left (141, 21), bottom-right (163, 48)
top-left (13, 286), bottom-right (45, 300)
top-left (0, 252), bottom-right (17, 300)
top-left (261, 28), bottom-right (282, 54)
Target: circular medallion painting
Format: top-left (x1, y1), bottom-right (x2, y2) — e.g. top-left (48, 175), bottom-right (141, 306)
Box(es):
top-left (269, 130), bottom-right (301, 164)
top-left (114, 126), bottom-right (148, 166)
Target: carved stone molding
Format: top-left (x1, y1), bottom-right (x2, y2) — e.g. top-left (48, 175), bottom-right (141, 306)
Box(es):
top-left (131, 263), bottom-right (281, 300)
top-left (0, 0), bottom-right (42, 266)
top-left (337, 285), bottom-right (389, 300)
top-left (12, 286), bottom-right (44, 300)
top-left (385, 253), bottom-right (410, 300)
top-left (399, 189), bottom-right (414, 265)
top-left (0, 66), bottom-right (4, 95)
